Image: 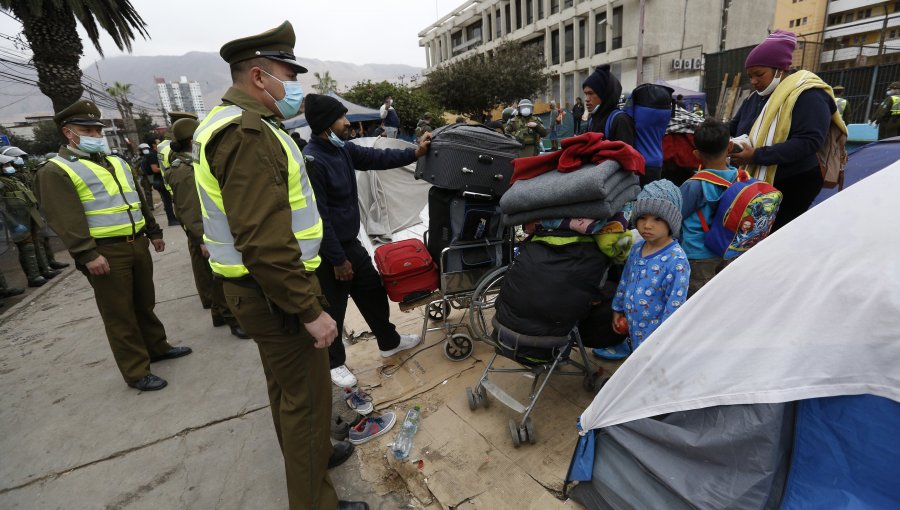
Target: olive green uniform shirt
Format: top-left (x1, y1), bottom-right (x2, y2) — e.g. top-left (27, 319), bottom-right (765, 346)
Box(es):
top-left (163, 151), bottom-right (204, 240)
top-left (34, 146), bottom-right (162, 265)
top-left (505, 115), bottom-right (548, 157)
top-left (204, 87), bottom-right (323, 323)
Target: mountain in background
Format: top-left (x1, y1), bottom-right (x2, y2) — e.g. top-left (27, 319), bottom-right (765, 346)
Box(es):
top-left (1, 52), bottom-right (421, 122)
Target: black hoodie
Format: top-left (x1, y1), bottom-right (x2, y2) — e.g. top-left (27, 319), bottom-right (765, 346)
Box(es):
top-left (585, 74), bottom-right (635, 146)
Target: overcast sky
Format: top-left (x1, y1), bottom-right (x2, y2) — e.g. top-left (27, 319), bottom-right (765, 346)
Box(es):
top-left (0, 0), bottom-right (464, 68)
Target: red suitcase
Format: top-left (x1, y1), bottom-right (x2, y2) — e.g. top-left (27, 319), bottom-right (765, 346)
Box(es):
top-left (374, 239), bottom-right (439, 303)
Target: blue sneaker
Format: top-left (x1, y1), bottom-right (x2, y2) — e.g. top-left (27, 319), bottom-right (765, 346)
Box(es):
top-left (592, 340), bottom-right (633, 361)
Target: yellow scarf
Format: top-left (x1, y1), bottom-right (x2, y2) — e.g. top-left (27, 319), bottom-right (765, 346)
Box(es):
top-left (746, 70), bottom-right (848, 184)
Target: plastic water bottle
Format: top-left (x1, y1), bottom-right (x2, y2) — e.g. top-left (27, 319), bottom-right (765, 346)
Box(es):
top-left (391, 405), bottom-right (421, 460)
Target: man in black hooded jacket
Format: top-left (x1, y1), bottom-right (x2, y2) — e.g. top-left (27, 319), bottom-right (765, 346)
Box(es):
top-left (582, 65), bottom-right (635, 147)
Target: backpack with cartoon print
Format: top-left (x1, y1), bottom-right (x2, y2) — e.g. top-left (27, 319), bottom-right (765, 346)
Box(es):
top-left (690, 170), bottom-right (782, 260)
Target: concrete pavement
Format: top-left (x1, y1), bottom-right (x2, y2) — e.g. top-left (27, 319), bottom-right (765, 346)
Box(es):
top-left (0, 210), bottom-right (413, 510)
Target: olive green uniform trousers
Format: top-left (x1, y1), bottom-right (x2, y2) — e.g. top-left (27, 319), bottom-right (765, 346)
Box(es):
top-left (81, 236), bottom-right (172, 382)
top-left (223, 278), bottom-right (336, 510)
top-left (185, 233), bottom-right (234, 325)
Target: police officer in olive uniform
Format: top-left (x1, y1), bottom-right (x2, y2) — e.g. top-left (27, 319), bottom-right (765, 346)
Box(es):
top-left (196, 22), bottom-right (365, 510)
top-left (505, 98), bottom-right (547, 157)
top-left (35, 100), bottom-right (192, 391)
top-left (872, 81), bottom-right (900, 140)
top-left (0, 154), bottom-right (61, 286)
top-left (162, 118), bottom-right (247, 339)
top-left (158, 111), bottom-right (199, 174)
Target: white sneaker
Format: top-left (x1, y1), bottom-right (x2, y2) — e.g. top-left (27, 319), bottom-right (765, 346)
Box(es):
top-left (381, 334), bottom-right (422, 358)
top-left (330, 365), bottom-right (357, 388)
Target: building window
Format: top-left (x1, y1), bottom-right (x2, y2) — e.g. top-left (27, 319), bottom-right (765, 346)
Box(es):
top-left (551, 0), bottom-right (559, 15)
top-left (789, 20), bottom-right (795, 27)
top-left (466, 23), bottom-right (482, 44)
top-left (505, 3), bottom-right (512, 33)
top-left (526, 0), bottom-right (534, 24)
top-left (496, 8), bottom-right (502, 37)
top-left (802, 16), bottom-right (807, 25)
top-left (595, 12), bottom-right (607, 54)
top-left (515, 0), bottom-right (522, 30)
top-left (564, 0), bottom-right (574, 8)
top-left (564, 23), bottom-right (575, 62)
top-left (551, 28), bottom-right (560, 65)
top-left (611, 6), bottom-right (623, 50)
top-left (538, 0), bottom-right (544, 19)
top-left (578, 18), bottom-right (586, 58)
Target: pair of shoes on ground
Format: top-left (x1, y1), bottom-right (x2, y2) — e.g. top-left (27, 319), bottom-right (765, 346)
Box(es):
top-left (344, 387), bottom-right (373, 415)
top-left (128, 346), bottom-right (194, 391)
top-left (592, 340), bottom-right (633, 361)
top-left (332, 414), bottom-right (366, 441)
top-left (348, 412), bottom-right (396, 445)
top-left (330, 334), bottom-right (423, 387)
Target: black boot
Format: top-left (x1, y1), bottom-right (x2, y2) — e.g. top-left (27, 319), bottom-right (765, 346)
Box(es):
top-left (43, 236), bottom-right (69, 269)
top-left (34, 238), bottom-right (62, 279)
top-left (18, 243), bottom-right (47, 287)
top-left (0, 273), bottom-right (25, 298)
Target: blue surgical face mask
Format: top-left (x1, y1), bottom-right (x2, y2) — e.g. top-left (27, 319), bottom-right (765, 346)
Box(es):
top-left (3, 165), bottom-right (15, 174)
top-left (13, 157), bottom-right (24, 166)
top-left (327, 129), bottom-right (345, 148)
top-left (519, 107), bottom-right (532, 117)
top-left (262, 69), bottom-right (304, 119)
top-left (67, 128), bottom-right (108, 154)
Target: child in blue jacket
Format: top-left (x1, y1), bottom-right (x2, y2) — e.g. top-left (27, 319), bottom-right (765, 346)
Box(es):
top-left (594, 180), bottom-right (690, 359)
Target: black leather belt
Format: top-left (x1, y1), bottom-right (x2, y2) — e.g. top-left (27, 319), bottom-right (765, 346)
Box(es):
top-left (94, 229), bottom-right (146, 246)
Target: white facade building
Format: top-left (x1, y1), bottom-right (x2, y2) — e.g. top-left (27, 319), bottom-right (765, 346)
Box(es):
top-left (419, 0), bottom-right (776, 105)
top-left (820, 0), bottom-right (900, 69)
top-left (154, 76), bottom-right (207, 119)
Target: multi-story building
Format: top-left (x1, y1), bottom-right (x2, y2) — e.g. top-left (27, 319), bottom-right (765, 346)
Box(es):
top-left (820, 0), bottom-right (900, 69)
top-left (773, 0), bottom-right (829, 71)
top-left (154, 76), bottom-right (207, 119)
top-left (418, 0), bottom-right (776, 106)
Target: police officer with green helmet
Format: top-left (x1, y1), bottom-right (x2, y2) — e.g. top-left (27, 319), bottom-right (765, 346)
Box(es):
top-left (197, 21), bottom-right (364, 510)
top-left (505, 98), bottom-right (547, 157)
top-left (35, 100), bottom-right (192, 391)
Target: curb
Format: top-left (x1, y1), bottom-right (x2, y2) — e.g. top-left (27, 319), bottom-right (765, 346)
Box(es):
top-left (0, 267), bottom-right (78, 323)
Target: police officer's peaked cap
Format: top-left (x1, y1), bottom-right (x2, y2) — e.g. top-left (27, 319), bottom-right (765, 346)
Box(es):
top-left (54, 100), bottom-right (105, 127)
top-left (219, 21), bottom-right (308, 73)
top-left (891, 82), bottom-right (900, 90)
top-left (172, 118), bottom-right (200, 142)
top-left (168, 111), bottom-right (198, 123)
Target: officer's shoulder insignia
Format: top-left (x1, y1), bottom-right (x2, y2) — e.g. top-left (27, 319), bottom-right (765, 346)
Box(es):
top-left (191, 141), bottom-right (201, 161)
top-left (69, 156), bottom-right (77, 161)
top-left (240, 110), bottom-right (263, 133)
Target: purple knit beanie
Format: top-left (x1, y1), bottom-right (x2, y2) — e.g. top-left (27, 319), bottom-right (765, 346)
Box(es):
top-left (744, 30), bottom-right (796, 70)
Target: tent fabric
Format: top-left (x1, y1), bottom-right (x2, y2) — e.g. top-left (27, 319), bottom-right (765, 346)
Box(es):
top-left (812, 136), bottom-right (900, 207)
top-left (570, 403), bottom-right (794, 510)
top-left (655, 80), bottom-right (705, 107)
top-left (350, 136), bottom-right (430, 244)
top-left (284, 92), bottom-right (382, 130)
top-left (580, 159), bottom-right (900, 432)
top-left (780, 395), bottom-right (900, 510)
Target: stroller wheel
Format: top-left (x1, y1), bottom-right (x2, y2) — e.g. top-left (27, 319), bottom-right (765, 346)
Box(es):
top-left (466, 387), bottom-right (477, 411)
top-left (476, 384), bottom-right (490, 408)
top-left (524, 417), bottom-right (536, 444)
top-left (427, 301), bottom-right (450, 322)
top-left (509, 418), bottom-right (522, 448)
top-left (444, 334), bottom-right (473, 361)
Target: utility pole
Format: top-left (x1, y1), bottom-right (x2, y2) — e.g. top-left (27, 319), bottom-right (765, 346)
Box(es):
top-left (636, 0), bottom-right (646, 84)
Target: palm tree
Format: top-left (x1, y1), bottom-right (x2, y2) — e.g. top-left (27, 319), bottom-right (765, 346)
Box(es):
top-left (313, 71), bottom-right (338, 95)
top-left (106, 81), bottom-right (138, 151)
top-left (0, 0), bottom-right (149, 112)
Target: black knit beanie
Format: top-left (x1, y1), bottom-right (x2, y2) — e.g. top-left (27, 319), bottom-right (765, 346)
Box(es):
top-left (582, 64), bottom-right (611, 94)
top-left (305, 94), bottom-right (348, 134)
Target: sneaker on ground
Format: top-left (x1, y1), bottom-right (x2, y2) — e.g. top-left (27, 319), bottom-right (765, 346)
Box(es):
top-left (331, 365), bottom-right (357, 387)
top-left (344, 387), bottom-right (374, 415)
top-left (348, 412), bottom-right (397, 445)
top-left (592, 340), bottom-right (633, 361)
top-left (380, 334), bottom-right (422, 358)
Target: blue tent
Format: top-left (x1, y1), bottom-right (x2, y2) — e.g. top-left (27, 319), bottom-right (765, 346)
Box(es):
top-left (284, 92), bottom-right (382, 130)
top-left (812, 136), bottom-right (900, 207)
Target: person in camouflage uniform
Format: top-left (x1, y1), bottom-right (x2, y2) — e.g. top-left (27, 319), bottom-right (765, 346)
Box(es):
top-left (0, 153), bottom-right (62, 287)
top-left (505, 98), bottom-right (547, 157)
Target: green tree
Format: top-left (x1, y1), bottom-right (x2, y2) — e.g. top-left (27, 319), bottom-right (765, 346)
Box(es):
top-left (425, 42), bottom-right (550, 117)
top-left (343, 80), bottom-right (444, 135)
top-left (312, 71), bottom-right (338, 95)
top-left (0, 122), bottom-right (60, 156)
top-left (105, 81), bottom-right (139, 151)
top-left (0, 0), bottom-right (149, 112)
top-left (134, 111), bottom-right (158, 143)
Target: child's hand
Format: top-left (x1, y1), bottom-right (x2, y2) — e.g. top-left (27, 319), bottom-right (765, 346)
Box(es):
top-left (611, 311), bottom-right (628, 334)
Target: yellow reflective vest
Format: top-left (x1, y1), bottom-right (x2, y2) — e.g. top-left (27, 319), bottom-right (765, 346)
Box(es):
top-left (51, 155), bottom-right (146, 238)
top-left (193, 105), bottom-right (323, 278)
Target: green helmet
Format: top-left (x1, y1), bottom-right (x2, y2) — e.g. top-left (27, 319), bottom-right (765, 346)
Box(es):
top-left (502, 107), bottom-right (515, 123)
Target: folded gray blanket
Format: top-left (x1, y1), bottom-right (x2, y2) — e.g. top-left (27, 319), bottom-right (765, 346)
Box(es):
top-left (502, 180), bottom-right (640, 226)
top-left (499, 160), bottom-right (633, 215)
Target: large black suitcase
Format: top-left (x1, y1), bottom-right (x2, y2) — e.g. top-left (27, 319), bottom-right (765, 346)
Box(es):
top-left (426, 187), bottom-right (506, 272)
top-left (415, 123), bottom-right (522, 197)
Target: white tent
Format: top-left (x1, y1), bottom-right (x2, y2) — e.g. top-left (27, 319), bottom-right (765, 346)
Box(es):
top-left (582, 161), bottom-right (900, 430)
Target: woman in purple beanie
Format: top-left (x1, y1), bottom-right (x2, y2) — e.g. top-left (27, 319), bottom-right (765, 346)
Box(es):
top-left (729, 30), bottom-right (842, 232)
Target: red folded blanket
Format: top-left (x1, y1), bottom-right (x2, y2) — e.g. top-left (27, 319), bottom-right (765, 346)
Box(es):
top-left (510, 132), bottom-right (646, 183)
